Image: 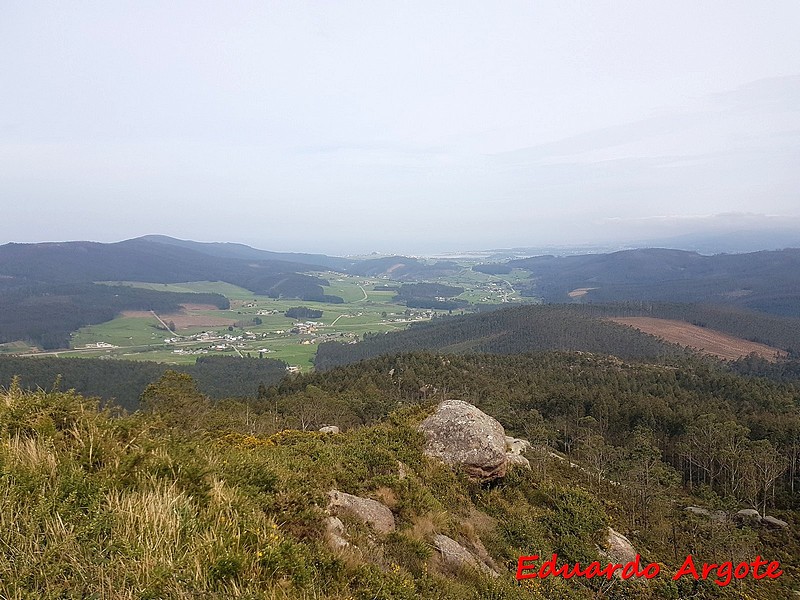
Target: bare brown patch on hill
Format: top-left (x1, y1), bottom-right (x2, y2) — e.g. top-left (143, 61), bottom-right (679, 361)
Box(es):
top-left (608, 317), bottom-right (787, 362)
top-left (568, 287), bottom-right (596, 298)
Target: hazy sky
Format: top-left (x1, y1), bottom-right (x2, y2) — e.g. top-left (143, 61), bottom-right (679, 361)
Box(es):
top-left (2, 1), bottom-right (799, 254)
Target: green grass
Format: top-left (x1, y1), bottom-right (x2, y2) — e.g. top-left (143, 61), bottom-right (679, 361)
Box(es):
top-left (40, 277), bottom-right (418, 370)
top-left (0, 341), bottom-right (36, 355)
top-left (0, 382), bottom-right (554, 600)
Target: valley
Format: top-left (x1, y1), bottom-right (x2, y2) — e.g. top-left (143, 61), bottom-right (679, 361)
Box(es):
top-left (16, 270), bottom-right (531, 370)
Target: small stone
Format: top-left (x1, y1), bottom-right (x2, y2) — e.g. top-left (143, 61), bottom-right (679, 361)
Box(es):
top-left (685, 506), bottom-right (711, 517)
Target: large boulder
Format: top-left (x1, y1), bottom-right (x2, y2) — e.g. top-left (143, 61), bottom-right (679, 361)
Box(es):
top-left (419, 399), bottom-right (508, 480)
top-left (603, 527), bottom-right (637, 564)
top-left (328, 490), bottom-right (395, 534)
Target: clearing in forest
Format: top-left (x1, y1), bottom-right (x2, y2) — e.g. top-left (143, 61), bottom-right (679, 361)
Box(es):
top-left (608, 317), bottom-right (787, 362)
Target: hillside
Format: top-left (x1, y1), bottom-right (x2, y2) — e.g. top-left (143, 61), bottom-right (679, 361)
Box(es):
top-left (314, 302), bottom-right (800, 373)
top-left (608, 317), bottom-right (787, 361)
top-left (347, 255), bottom-right (462, 280)
top-left (1, 353), bottom-right (797, 599)
top-left (314, 304), bottom-right (693, 371)
top-left (508, 248), bottom-right (800, 316)
top-left (0, 237), bottom-right (337, 295)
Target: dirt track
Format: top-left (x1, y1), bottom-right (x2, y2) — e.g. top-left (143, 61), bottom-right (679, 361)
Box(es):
top-left (608, 317), bottom-right (787, 362)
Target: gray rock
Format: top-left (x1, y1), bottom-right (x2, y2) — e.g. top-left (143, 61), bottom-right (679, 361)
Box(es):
top-left (505, 436), bottom-right (532, 455)
top-left (419, 399), bottom-right (508, 480)
top-left (762, 515), bottom-right (789, 530)
top-left (685, 506), bottom-right (711, 517)
top-left (328, 490), bottom-right (395, 534)
top-left (603, 528), bottom-right (637, 564)
top-left (737, 509), bottom-right (762, 524)
top-left (433, 534), bottom-right (498, 577)
top-left (319, 425), bottom-right (340, 434)
top-left (324, 516), bottom-right (350, 551)
top-left (506, 452), bottom-right (531, 470)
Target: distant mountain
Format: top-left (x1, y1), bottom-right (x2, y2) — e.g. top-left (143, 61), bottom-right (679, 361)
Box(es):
top-left (136, 235), bottom-right (355, 271)
top-left (634, 229), bottom-right (800, 254)
top-left (1, 238), bottom-right (294, 283)
top-left (508, 247), bottom-right (800, 317)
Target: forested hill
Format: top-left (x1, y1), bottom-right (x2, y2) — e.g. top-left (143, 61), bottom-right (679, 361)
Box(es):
top-left (314, 304), bottom-right (690, 370)
top-left (0, 237), bottom-right (347, 349)
top-left (0, 237), bottom-right (336, 296)
top-left (346, 255), bottom-right (461, 279)
top-left (508, 247), bottom-right (800, 317)
top-left (136, 235), bottom-right (355, 271)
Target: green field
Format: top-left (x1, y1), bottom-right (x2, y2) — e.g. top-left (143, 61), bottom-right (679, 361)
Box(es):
top-left (47, 275), bottom-right (420, 370)
top-left (21, 268), bottom-right (537, 370)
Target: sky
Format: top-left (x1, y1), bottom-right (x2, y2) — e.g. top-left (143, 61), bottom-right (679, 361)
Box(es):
top-left (2, 1), bottom-right (799, 255)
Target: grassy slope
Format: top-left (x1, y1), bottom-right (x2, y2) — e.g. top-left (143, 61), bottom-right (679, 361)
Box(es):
top-left (1, 366), bottom-right (795, 599)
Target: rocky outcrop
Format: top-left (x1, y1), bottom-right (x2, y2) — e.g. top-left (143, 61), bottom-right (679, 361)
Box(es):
top-left (505, 436), bottom-right (531, 455)
top-left (418, 400), bottom-right (508, 480)
top-left (433, 534), bottom-right (498, 577)
top-left (685, 506), bottom-right (711, 517)
top-left (327, 490), bottom-right (395, 534)
top-left (505, 453), bottom-right (531, 469)
top-left (319, 425), bottom-right (340, 434)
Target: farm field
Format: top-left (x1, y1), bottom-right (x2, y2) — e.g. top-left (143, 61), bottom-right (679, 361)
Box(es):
top-left (33, 275), bottom-right (424, 370)
top-left (15, 266), bottom-right (539, 370)
top-left (608, 316), bottom-right (787, 362)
